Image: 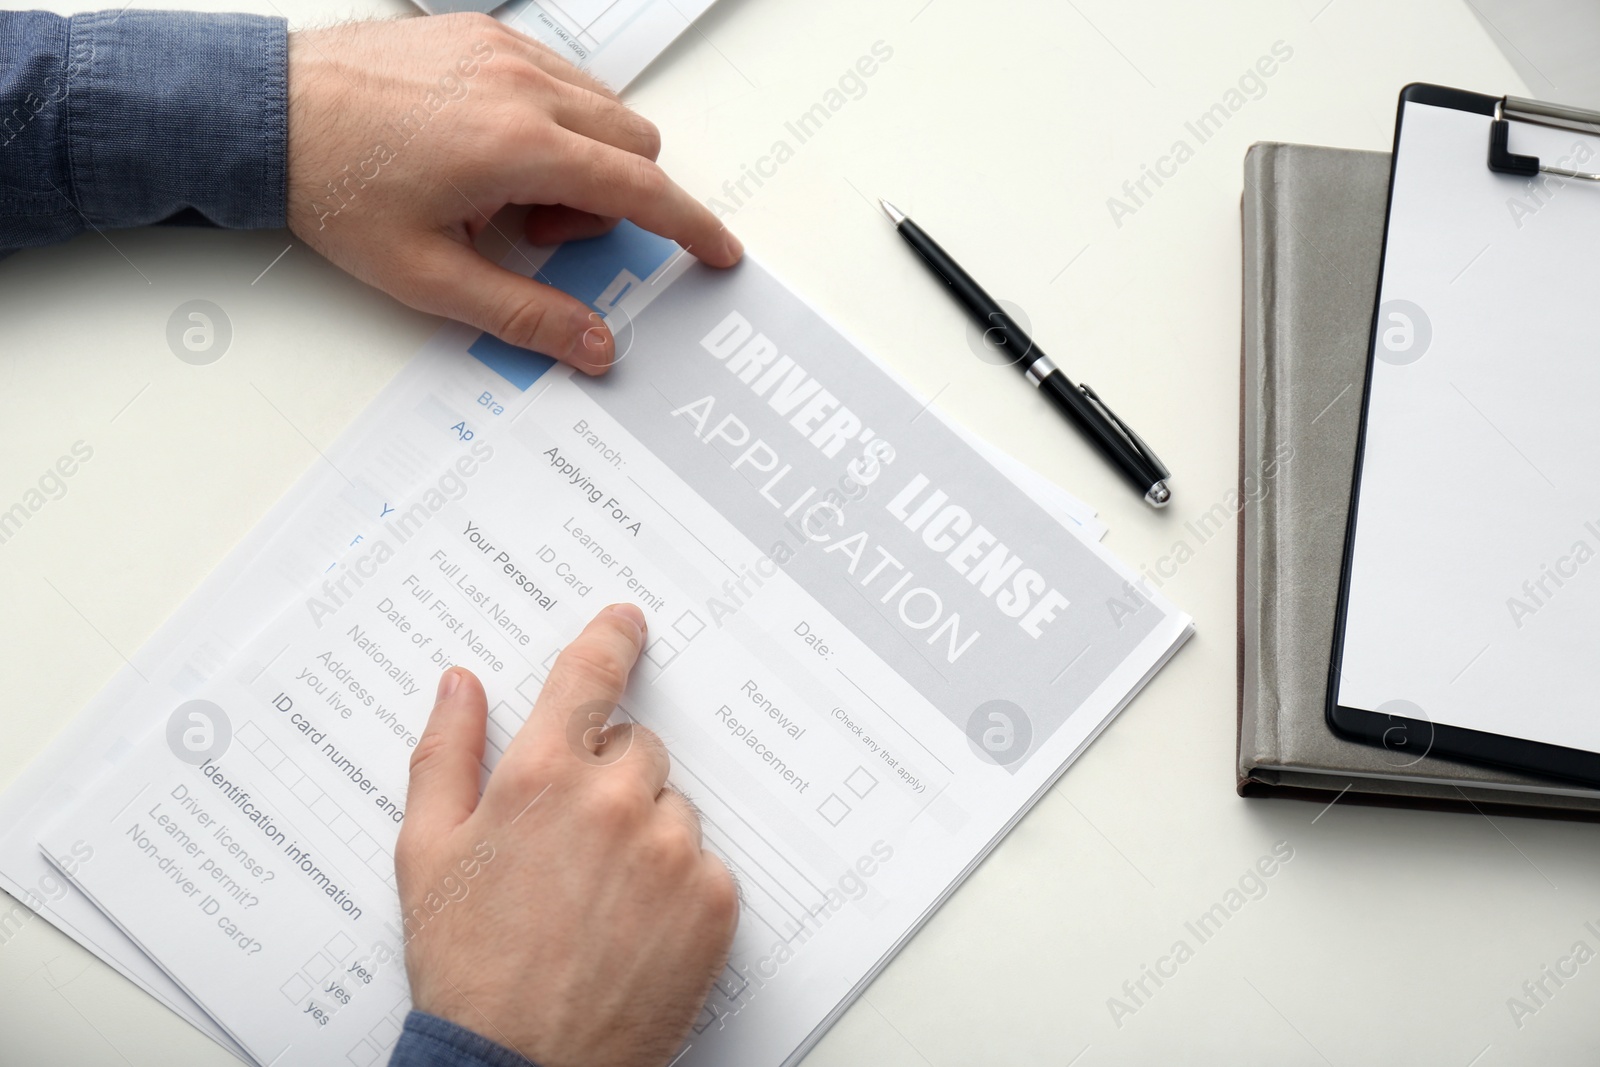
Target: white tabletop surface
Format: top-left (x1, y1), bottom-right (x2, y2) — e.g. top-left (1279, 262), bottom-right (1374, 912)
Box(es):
top-left (2, 1), bottom-right (1590, 1065)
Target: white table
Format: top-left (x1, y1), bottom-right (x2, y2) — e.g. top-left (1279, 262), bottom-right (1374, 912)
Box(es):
top-left (3, 1), bottom-right (1588, 1064)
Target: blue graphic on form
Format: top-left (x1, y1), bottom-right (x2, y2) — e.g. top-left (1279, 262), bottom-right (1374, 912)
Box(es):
top-left (466, 221), bottom-right (679, 391)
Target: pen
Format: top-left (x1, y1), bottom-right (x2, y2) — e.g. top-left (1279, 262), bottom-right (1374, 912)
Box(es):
top-left (877, 199), bottom-right (1172, 509)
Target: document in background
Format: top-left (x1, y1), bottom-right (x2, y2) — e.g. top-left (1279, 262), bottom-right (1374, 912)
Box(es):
top-left (409, 0), bottom-right (720, 89)
top-left (500, 0), bottom-right (719, 87)
top-left (0, 224), bottom-right (1103, 1055)
top-left (38, 241), bottom-right (1188, 1066)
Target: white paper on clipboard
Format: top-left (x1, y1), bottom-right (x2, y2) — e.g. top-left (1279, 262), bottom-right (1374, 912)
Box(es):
top-left (1336, 91), bottom-right (1600, 754)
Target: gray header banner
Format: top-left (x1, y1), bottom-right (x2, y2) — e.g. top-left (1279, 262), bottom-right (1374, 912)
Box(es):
top-left (577, 263), bottom-right (1160, 768)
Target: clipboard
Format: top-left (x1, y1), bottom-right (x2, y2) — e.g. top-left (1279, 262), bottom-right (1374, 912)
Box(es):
top-left (1327, 83), bottom-right (1600, 788)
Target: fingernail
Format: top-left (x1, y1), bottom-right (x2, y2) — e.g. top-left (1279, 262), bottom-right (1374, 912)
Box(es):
top-left (605, 602), bottom-right (646, 637)
top-left (436, 669), bottom-right (460, 702)
top-left (572, 310), bottom-right (613, 374)
top-left (724, 229), bottom-right (744, 262)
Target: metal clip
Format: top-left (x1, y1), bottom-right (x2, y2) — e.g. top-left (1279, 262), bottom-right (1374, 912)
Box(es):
top-left (1488, 96), bottom-right (1600, 182)
top-left (1077, 383), bottom-right (1169, 480)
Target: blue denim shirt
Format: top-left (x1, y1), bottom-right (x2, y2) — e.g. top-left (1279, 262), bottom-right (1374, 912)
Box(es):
top-left (1, 10), bottom-right (533, 1066)
top-left (0, 9), bottom-right (287, 252)
top-left (390, 1011), bottom-right (541, 1067)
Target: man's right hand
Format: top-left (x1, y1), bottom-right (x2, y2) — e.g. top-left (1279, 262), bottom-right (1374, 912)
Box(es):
top-left (396, 603), bottom-right (739, 1067)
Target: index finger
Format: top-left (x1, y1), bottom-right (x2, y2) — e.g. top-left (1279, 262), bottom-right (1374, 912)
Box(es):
top-left (505, 603), bottom-right (648, 760)
top-left (538, 131), bottom-right (743, 268)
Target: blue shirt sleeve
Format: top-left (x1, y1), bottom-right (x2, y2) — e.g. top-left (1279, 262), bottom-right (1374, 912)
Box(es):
top-left (387, 1010), bottom-right (541, 1067)
top-left (0, 9), bottom-right (286, 254)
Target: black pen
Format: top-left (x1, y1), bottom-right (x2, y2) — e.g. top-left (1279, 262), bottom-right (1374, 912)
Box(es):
top-left (878, 200), bottom-right (1172, 509)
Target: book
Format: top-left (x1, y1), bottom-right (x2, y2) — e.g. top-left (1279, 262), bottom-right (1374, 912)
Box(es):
top-left (1237, 141), bottom-right (1600, 817)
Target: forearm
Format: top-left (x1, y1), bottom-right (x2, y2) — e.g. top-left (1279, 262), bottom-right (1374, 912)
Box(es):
top-left (0, 9), bottom-right (287, 255)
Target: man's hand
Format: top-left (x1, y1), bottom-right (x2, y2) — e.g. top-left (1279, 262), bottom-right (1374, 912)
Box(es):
top-left (396, 604), bottom-right (739, 1067)
top-left (285, 15), bottom-right (741, 373)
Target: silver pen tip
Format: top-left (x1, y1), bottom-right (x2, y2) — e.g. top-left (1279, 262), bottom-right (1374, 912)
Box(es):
top-left (879, 199), bottom-right (908, 226)
top-left (1145, 481), bottom-right (1172, 508)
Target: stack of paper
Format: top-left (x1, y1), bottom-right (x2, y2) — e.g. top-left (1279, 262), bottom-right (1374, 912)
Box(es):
top-left (1, 218), bottom-right (1190, 1066)
top-left (0, 8), bottom-right (1191, 1065)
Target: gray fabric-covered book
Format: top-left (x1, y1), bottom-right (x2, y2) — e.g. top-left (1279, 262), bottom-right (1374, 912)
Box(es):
top-left (1237, 141), bottom-right (1600, 818)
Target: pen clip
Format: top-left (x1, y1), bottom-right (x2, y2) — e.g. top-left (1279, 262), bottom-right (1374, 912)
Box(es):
top-left (1077, 383), bottom-right (1169, 481)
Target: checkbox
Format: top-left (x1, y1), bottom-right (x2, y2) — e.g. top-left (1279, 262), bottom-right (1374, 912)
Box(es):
top-left (272, 758), bottom-right (303, 788)
top-left (368, 1016), bottom-right (401, 1047)
top-left (254, 739), bottom-right (285, 772)
top-left (542, 646), bottom-right (562, 670)
top-left (845, 766), bottom-right (878, 799)
top-left (516, 671), bottom-right (544, 705)
top-left (817, 794), bottom-right (851, 827)
top-left (644, 637), bottom-right (678, 668)
top-left (331, 813), bottom-right (362, 843)
top-left (348, 832), bottom-right (381, 863)
top-left (325, 932), bottom-right (356, 961)
top-left (236, 722), bottom-right (267, 751)
top-left (715, 965), bottom-right (749, 1003)
top-left (302, 951), bottom-right (333, 981)
top-left (280, 974), bottom-right (311, 1005)
top-left (345, 1039), bottom-right (380, 1066)
top-left (691, 1003), bottom-right (723, 1034)
top-left (673, 610), bottom-right (705, 642)
top-left (312, 795), bottom-right (343, 824)
top-left (489, 701), bottom-right (523, 736)
top-left (292, 777), bottom-right (323, 805)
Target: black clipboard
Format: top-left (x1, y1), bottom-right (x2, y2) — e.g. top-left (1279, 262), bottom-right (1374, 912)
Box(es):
top-left (1326, 83), bottom-right (1600, 788)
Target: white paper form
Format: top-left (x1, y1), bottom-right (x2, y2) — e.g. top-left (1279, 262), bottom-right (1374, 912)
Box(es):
top-left (1336, 100), bottom-right (1600, 751)
top-left (4, 5), bottom-right (722, 1050)
top-left (39, 245), bottom-right (1190, 1067)
top-left (0, 336), bottom-right (535, 1060)
top-left (0, 223), bottom-right (1102, 1054)
top-left (494, 0), bottom-right (720, 89)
